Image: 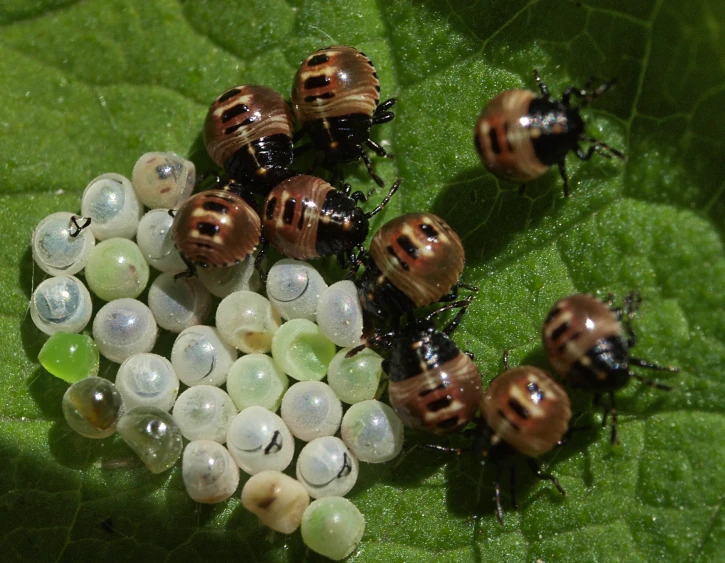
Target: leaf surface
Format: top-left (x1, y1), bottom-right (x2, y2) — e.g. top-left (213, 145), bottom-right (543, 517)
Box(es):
top-left (1, 0), bottom-right (724, 561)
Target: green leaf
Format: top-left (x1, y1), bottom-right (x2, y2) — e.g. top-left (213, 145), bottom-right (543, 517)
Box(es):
top-left (1, 0), bottom-right (724, 561)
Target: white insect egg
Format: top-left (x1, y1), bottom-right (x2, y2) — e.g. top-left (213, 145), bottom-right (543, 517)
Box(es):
top-left (226, 354), bottom-right (288, 412)
top-left (32, 212), bottom-right (95, 276)
top-left (92, 298), bottom-right (158, 363)
top-left (281, 381), bottom-right (342, 441)
top-left (315, 280), bottom-right (364, 348)
top-left (115, 353), bottom-right (179, 412)
top-left (30, 275), bottom-right (92, 335)
top-left (266, 259), bottom-right (328, 321)
top-left (295, 436), bottom-right (359, 499)
top-left (196, 252), bottom-right (262, 298)
top-left (170, 325), bottom-right (237, 387)
top-left (81, 173), bottom-right (142, 240)
top-left (182, 440), bottom-right (240, 504)
top-left (136, 209), bottom-right (186, 273)
top-left (340, 400), bottom-right (405, 463)
top-left (147, 272), bottom-right (212, 333)
top-left (132, 152), bottom-right (195, 209)
top-left (172, 385), bottom-right (238, 443)
top-left (241, 470), bottom-right (310, 534)
top-left (327, 347), bottom-right (384, 404)
top-left (215, 291), bottom-right (281, 354)
top-left (226, 406), bottom-right (295, 475)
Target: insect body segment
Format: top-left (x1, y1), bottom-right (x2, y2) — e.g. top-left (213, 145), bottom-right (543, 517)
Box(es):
top-left (357, 212), bottom-right (465, 319)
top-left (543, 294), bottom-right (629, 391)
top-left (480, 366), bottom-right (571, 459)
top-left (204, 85), bottom-right (295, 193)
top-left (263, 174), bottom-right (400, 265)
top-left (355, 298), bottom-right (482, 436)
top-left (475, 71), bottom-right (624, 196)
top-left (388, 327), bottom-right (482, 435)
top-left (292, 46), bottom-right (396, 187)
top-left (171, 184), bottom-right (261, 269)
top-left (542, 293), bottom-right (677, 443)
top-left (474, 363), bottom-right (571, 524)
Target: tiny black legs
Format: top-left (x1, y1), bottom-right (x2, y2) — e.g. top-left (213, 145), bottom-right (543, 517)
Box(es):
top-left (596, 391), bottom-right (618, 444)
top-left (492, 459), bottom-right (564, 525)
top-left (372, 98), bottom-right (396, 125)
top-left (527, 459), bottom-right (566, 497)
top-left (493, 466), bottom-right (505, 525)
top-left (364, 178), bottom-right (401, 219)
top-left (557, 160), bottom-right (570, 198)
top-left (533, 69), bottom-right (550, 99)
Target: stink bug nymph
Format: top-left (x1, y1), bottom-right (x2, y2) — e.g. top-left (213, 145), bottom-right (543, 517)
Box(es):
top-left (350, 297), bottom-right (483, 435)
top-left (542, 293), bottom-right (678, 443)
top-left (426, 353), bottom-right (571, 524)
top-left (475, 70), bottom-right (624, 196)
top-left (263, 174), bottom-right (400, 266)
top-left (292, 46), bottom-right (396, 187)
top-left (476, 361), bottom-right (571, 523)
top-left (171, 180), bottom-right (261, 270)
top-left (351, 212), bottom-right (468, 320)
top-left (204, 85), bottom-right (295, 194)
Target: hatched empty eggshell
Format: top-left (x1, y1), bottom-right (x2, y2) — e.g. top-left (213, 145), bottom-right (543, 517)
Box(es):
top-left (115, 353), bottom-right (179, 412)
top-left (30, 275), bottom-right (93, 335)
top-left (226, 354), bottom-right (288, 412)
top-left (266, 259), bottom-right (328, 321)
top-left (196, 252), bottom-right (262, 298)
top-left (172, 385), bottom-right (238, 443)
top-left (170, 325), bottom-right (237, 387)
top-left (147, 272), bottom-right (212, 333)
top-left (117, 406), bottom-right (183, 473)
top-left (281, 381), bottom-right (342, 441)
top-left (226, 406), bottom-right (295, 474)
top-left (92, 299), bottom-right (158, 363)
top-left (81, 173), bottom-right (142, 240)
top-left (132, 152), bottom-right (195, 209)
top-left (271, 319), bottom-right (336, 381)
top-left (216, 291), bottom-right (281, 354)
top-left (241, 469), bottom-right (310, 534)
top-left (301, 496), bottom-right (365, 560)
top-left (327, 347), bottom-right (384, 404)
top-left (32, 212), bottom-right (95, 276)
top-left (295, 436), bottom-right (359, 499)
top-left (315, 280), bottom-right (364, 348)
top-left (182, 440), bottom-right (240, 504)
top-left (136, 209), bottom-right (186, 273)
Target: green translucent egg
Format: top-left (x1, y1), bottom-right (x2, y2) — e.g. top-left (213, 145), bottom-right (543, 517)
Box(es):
top-left (327, 347), bottom-right (383, 404)
top-left (117, 406), bottom-right (183, 473)
top-left (38, 332), bottom-right (99, 383)
top-left (62, 377), bottom-right (124, 438)
top-left (85, 238), bottom-right (150, 301)
top-left (271, 319), bottom-right (336, 381)
top-left (301, 496), bottom-right (365, 560)
top-left (226, 354), bottom-right (288, 412)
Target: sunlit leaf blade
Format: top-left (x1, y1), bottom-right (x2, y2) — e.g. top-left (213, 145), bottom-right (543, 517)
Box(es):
top-left (1, 0), bottom-right (724, 561)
